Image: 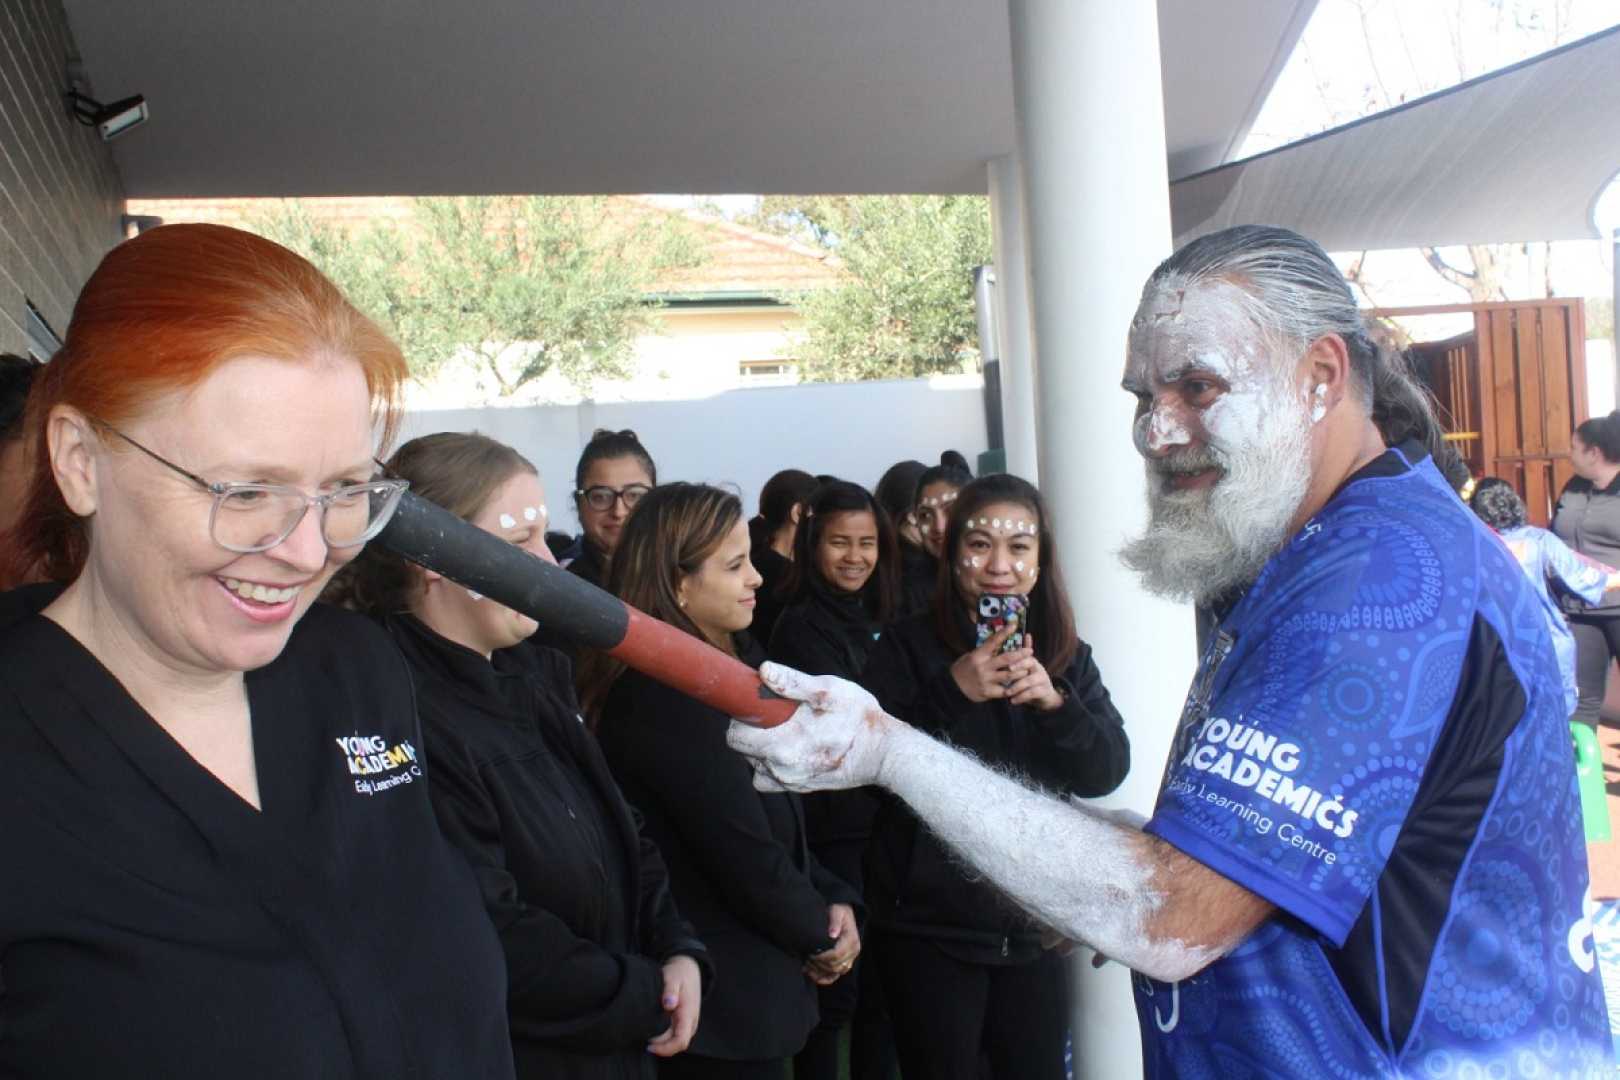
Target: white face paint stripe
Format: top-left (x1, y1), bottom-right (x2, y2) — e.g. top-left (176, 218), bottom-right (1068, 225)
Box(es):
top-left (466, 589), bottom-right (484, 601)
top-left (964, 516), bottom-right (1039, 537)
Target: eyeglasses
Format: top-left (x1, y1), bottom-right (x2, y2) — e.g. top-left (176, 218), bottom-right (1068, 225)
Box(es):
top-left (103, 425), bottom-right (410, 554)
top-left (575, 484), bottom-right (651, 512)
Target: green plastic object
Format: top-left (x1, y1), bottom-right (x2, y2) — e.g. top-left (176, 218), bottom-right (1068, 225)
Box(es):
top-left (1572, 722), bottom-right (1611, 843)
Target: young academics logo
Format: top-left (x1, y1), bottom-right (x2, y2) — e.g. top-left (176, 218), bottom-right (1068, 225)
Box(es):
top-left (335, 734), bottom-right (421, 796)
top-left (1174, 714), bottom-right (1360, 845)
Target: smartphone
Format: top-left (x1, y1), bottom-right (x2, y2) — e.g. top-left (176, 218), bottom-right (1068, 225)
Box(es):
top-left (975, 594), bottom-right (1027, 655)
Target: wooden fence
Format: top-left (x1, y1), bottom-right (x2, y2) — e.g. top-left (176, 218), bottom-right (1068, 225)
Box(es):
top-left (1380, 299), bottom-right (1589, 526)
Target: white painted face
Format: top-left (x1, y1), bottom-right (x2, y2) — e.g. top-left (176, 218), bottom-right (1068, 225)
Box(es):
top-left (430, 470), bottom-right (555, 655)
top-left (76, 354), bottom-right (378, 677)
top-left (915, 481), bottom-right (961, 558)
top-left (1119, 276), bottom-right (1315, 604)
top-left (954, 499), bottom-right (1041, 604)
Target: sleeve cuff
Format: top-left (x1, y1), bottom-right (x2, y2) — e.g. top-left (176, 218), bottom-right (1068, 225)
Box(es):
top-left (1145, 814), bottom-right (1362, 948)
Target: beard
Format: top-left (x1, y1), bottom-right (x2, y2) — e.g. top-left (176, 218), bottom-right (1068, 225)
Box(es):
top-left (1120, 391), bottom-right (1314, 606)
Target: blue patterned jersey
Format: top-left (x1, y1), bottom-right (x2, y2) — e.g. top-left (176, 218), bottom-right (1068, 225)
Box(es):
top-left (1137, 443), bottom-right (1609, 1076)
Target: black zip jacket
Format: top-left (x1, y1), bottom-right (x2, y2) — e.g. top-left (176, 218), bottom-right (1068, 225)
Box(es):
top-left (750, 542), bottom-right (794, 647)
top-left (897, 544), bottom-right (938, 620)
top-left (389, 616), bottom-right (710, 1080)
top-left (768, 585), bottom-right (885, 850)
top-left (595, 637), bottom-right (863, 1062)
top-left (862, 611), bottom-right (1130, 964)
top-left (568, 541), bottom-right (608, 591)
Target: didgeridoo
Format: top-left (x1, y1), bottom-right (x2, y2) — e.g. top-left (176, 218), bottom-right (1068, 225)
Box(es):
top-left (377, 491), bottom-right (797, 728)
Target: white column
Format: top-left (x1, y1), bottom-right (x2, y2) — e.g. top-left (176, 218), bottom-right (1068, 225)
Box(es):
top-left (988, 153), bottom-right (1040, 483)
top-left (1007, 1), bottom-right (1198, 1076)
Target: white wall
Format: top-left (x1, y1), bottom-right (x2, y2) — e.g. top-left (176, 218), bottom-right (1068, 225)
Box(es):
top-left (399, 374), bottom-right (989, 527)
top-left (1589, 339), bottom-right (1616, 416)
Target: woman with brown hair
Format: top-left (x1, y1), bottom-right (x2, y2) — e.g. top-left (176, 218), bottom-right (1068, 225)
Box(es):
top-left (567, 429), bottom-right (658, 589)
top-left (0, 224), bottom-right (512, 1076)
top-left (859, 472), bottom-right (1129, 1080)
top-left (581, 482), bottom-right (863, 1080)
top-left (334, 431), bottom-right (711, 1080)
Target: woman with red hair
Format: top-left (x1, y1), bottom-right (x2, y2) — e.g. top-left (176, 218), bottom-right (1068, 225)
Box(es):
top-left (0, 224), bottom-right (514, 1077)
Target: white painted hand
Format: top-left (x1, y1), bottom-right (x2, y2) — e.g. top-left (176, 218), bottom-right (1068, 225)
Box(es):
top-left (726, 662), bottom-right (899, 793)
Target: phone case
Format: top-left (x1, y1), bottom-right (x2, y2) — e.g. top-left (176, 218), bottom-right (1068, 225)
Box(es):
top-left (975, 594), bottom-right (1027, 654)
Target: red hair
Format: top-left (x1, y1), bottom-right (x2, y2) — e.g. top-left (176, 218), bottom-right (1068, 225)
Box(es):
top-left (0, 223), bottom-right (407, 587)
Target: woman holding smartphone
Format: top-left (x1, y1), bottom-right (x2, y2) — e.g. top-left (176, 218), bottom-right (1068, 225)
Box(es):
top-left (859, 473), bottom-right (1130, 1080)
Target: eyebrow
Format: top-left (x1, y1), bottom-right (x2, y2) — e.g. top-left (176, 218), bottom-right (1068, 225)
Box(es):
top-left (209, 459), bottom-right (378, 485)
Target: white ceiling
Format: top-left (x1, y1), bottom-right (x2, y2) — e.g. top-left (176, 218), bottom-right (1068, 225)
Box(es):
top-left (60, 0), bottom-right (1313, 198)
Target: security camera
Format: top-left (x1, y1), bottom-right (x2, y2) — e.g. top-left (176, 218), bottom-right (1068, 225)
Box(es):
top-left (65, 90), bottom-right (148, 141)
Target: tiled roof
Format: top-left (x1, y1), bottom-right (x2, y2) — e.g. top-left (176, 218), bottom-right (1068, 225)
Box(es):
top-left (123, 195), bottom-right (844, 299)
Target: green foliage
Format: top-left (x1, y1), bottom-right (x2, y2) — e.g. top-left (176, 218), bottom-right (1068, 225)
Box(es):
top-left (249, 197), bottom-right (701, 397)
top-left (749, 195), bottom-right (993, 382)
top-left (1589, 298), bottom-right (1614, 342)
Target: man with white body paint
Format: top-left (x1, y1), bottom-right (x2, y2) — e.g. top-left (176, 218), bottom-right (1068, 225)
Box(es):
top-left (728, 226), bottom-right (1610, 1073)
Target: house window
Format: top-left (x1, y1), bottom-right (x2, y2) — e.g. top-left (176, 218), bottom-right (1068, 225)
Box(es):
top-left (739, 359), bottom-right (798, 385)
top-left (24, 301), bottom-right (61, 361)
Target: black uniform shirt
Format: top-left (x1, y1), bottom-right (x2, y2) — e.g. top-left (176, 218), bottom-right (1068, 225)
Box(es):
top-left (0, 586), bottom-right (514, 1079)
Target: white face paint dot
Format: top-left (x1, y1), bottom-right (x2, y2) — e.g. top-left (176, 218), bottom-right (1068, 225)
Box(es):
top-left (523, 506), bottom-right (538, 521)
top-left (498, 513), bottom-right (516, 529)
top-left (1014, 561), bottom-right (1026, 572)
top-left (992, 518), bottom-right (1002, 529)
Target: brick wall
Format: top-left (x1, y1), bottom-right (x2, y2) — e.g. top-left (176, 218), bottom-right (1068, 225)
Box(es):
top-left (0, 0), bottom-right (124, 356)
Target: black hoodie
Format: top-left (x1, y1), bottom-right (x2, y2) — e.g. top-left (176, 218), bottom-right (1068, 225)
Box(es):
top-left (861, 611), bottom-right (1131, 964)
top-left (897, 543), bottom-right (939, 620)
top-left (769, 583), bottom-right (886, 852)
top-left (389, 615), bottom-right (710, 1080)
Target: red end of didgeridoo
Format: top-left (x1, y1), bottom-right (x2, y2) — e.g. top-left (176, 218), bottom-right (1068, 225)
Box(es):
top-left (606, 607), bottom-right (798, 728)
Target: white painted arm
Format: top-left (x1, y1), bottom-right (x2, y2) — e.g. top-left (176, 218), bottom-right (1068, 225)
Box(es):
top-left (727, 663), bottom-right (1273, 982)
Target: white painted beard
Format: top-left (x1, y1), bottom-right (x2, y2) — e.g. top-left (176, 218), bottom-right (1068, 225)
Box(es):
top-left (1120, 393), bottom-right (1314, 606)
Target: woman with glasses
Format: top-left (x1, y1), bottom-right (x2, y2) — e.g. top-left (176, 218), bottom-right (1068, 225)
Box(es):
top-left (333, 431), bottom-right (712, 1080)
top-left (568, 429), bottom-right (657, 590)
top-left (579, 483), bottom-right (863, 1080)
top-left (0, 224), bottom-right (512, 1078)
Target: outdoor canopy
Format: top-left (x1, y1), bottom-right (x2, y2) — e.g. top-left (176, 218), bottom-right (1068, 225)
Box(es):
top-left (1171, 24), bottom-right (1620, 252)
